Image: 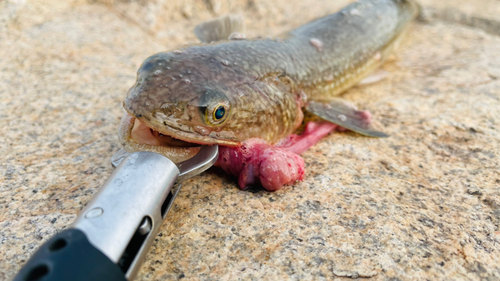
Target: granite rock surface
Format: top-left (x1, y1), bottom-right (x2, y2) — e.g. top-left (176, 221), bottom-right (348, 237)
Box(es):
top-left (1, 0), bottom-right (500, 280)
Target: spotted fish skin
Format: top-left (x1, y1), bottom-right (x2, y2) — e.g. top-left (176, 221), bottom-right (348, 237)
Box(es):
top-left (124, 0), bottom-right (419, 146)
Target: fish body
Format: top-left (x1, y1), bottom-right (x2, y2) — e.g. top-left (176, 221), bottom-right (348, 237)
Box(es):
top-left (119, 0), bottom-right (419, 188)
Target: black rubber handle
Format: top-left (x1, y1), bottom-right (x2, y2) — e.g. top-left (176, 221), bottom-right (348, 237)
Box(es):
top-left (13, 228), bottom-right (127, 281)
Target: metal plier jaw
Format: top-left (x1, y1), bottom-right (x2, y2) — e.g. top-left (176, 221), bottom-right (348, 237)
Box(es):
top-left (73, 146), bottom-right (218, 279)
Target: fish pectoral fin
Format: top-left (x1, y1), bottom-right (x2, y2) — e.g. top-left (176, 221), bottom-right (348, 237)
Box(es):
top-left (305, 99), bottom-right (389, 138)
top-left (194, 14), bottom-right (246, 43)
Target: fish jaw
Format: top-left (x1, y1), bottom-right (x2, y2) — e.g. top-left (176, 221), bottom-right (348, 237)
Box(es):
top-left (126, 112), bottom-right (240, 147)
top-left (118, 113), bottom-right (202, 163)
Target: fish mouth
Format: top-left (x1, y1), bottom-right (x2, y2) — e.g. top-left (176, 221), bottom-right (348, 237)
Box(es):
top-left (118, 113), bottom-right (202, 163)
top-left (118, 112), bottom-right (238, 163)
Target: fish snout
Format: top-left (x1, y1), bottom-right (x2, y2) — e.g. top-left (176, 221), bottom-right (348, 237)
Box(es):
top-left (123, 85), bottom-right (158, 120)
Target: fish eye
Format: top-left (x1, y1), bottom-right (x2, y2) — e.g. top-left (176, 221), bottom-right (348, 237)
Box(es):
top-left (213, 105), bottom-right (225, 120)
top-left (205, 103), bottom-right (229, 125)
top-left (198, 89), bottom-right (230, 125)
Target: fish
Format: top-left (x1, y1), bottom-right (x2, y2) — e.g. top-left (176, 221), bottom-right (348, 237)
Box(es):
top-left (118, 0), bottom-right (419, 190)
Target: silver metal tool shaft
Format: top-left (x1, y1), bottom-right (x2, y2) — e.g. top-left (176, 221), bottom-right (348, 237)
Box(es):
top-left (72, 145), bottom-right (218, 280)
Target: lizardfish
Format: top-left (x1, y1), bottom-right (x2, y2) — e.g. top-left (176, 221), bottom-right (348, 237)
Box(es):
top-left (118, 0), bottom-right (419, 190)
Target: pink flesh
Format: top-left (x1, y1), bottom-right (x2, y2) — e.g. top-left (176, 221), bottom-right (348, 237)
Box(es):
top-left (130, 118), bottom-right (199, 147)
top-left (131, 118), bottom-right (162, 146)
top-left (216, 121), bottom-right (339, 191)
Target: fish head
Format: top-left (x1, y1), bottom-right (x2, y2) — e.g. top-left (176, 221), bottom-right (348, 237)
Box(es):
top-left (124, 51), bottom-right (289, 147)
top-left (123, 50), bottom-right (303, 150)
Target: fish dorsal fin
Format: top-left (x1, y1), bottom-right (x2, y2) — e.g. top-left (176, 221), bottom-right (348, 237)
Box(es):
top-left (306, 99), bottom-right (389, 138)
top-left (194, 14), bottom-right (246, 43)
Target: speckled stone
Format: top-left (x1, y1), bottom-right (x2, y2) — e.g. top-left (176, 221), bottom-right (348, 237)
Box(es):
top-left (1, 0), bottom-right (500, 280)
